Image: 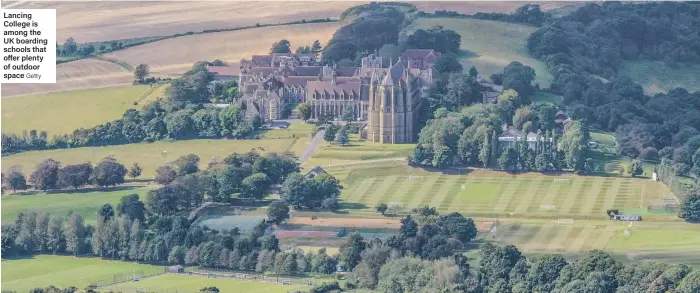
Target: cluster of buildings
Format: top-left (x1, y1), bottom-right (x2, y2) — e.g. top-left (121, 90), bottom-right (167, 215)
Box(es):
top-left (206, 49), bottom-right (440, 143)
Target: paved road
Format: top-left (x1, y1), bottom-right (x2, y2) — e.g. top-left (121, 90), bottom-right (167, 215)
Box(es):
top-left (298, 130), bottom-right (325, 164)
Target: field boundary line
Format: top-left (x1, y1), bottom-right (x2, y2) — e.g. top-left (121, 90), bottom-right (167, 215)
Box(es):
top-left (407, 176), bottom-right (439, 209)
top-left (560, 178), bottom-right (585, 214)
top-left (579, 178), bottom-right (604, 215)
top-left (514, 177), bottom-right (543, 213)
top-left (494, 176), bottom-right (522, 212)
top-left (602, 179), bottom-right (621, 212)
top-left (429, 175), bottom-right (459, 209)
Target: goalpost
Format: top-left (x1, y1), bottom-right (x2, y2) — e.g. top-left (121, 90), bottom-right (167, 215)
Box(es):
top-left (557, 218), bottom-right (574, 224)
top-left (408, 175), bottom-right (424, 181)
top-left (540, 205), bottom-right (556, 211)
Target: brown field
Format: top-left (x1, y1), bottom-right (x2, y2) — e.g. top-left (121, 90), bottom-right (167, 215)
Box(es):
top-left (1, 58), bottom-right (133, 97)
top-left (6, 1), bottom-right (359, 42)
top-left (2, 22), bottom-right (337, 97)
top-left (289, 217), bottom-right (402, 229)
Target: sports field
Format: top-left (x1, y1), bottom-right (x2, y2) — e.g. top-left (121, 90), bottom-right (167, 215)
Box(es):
top-left (406, 17), bottom-right (553, 87)
top-left (2, 84), bottom-right (166, 134)
top-left (337, 165), bottom-right (676, 220)
top-left (103, 274), bottom-right (306, 293)
top-left (1, 187), bottom-right (153, 224)
top-left (1, 138), bottom-right (306, 179)
top-left (1, 255), bottom-right (164, 293)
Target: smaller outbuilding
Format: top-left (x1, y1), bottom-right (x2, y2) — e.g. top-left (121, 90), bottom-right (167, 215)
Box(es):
top-left (613, 214), bottom-right (642, 221)
top-left (168, 265), bottom-right (184, 273)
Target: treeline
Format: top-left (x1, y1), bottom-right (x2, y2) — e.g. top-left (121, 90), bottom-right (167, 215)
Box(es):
top-left (2, 157), bottom-right (131, 193)
top-left (417, 4), bottom-right (551, 26)
top-left (525, 2), bottom-right (700, 189)
top-left (2, 63), bottom-right (255, 155)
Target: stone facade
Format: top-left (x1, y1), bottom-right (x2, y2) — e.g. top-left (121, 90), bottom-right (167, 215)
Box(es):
top-left (207, 50), bottom-right (437, 143)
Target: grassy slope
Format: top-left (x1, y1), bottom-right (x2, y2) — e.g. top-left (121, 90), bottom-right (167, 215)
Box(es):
top-left (2, 139), bottom-right (299, 179)
top-left (1, 255), bottom-right (164, 292)
top-left (406, 17), bottom-right (553, 87)
top-left (618, 61), bottom-right (700, 94)
top-left (302, 134), bottom-right (414, 168)
top-left (1, 187), bottom-right (153, 224)
top-left (2, 85), bottom-right (167, 136)
top-left (103, 274), bottom-right (306, 293)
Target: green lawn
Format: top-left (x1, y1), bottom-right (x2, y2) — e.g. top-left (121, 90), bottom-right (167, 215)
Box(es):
top-left (1, 255), bottom-right (164, 293)
top-left (103, 274), bottom-right (307, 293)
top-left (533, 91), bottom-right (564, 104)
top-left (303, 134), bottom-right (414, 168)
top-left (1, 187), bottom-right (153, 224)
top-left (618, 61), bottom-right (700, 94)
top-left (336, 165), bottom-right (676, 220)
top-left (2, 138), bottom-right (300, 180)
top-left (2, 85), bottom-right (166, 136)
top-left (406, 17), bottom-right (553, 87)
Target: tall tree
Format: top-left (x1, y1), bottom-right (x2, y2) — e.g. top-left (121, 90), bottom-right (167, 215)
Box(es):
top-left (240, 173), bottom-right (270, 201)
top-left (267, 200), bottom-right (290, 225)
top-left (116, 194), bottom-right (146, 223)
top-left (340, 232), bottom-right (365, 271)
top-left (296, 103), bottom-right (312, 121)
top-left (270, 39), bottom-right (292, 54)
top-left (134, 64), bottom-right (150, 82)
top-left (128, 163), bottom-right (142, 180)
top-left (93, 157), bottom-right (127, 187)
top-left (680, 194), bottom-right (700, 222)
top-left (64, 213), bottom-right (85, 256)
top-left (58, 163), bottom-right (93, 190)
top-left (29, 159), bottom-right (60, 191)
top-left (4, 165), bottom-right (28, 192)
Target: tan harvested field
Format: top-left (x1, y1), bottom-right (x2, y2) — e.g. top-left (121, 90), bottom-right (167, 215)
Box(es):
top-left (2, 22), bottom-right (337, 97)
top-left (6, 1), bottom-right (359, 42)
top-left (2, 58), bottom-right (133, 97)
top-left (289, 217), bottom-right (402, 229)
top-left (103, 22), bottom-right (338, 75)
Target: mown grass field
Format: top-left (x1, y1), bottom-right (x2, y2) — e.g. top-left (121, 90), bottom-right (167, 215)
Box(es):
top-left (302, 134), bottom-right (414, 168)
top-left (618, 61), bottom-right (700, 94)
top-left (1, 255), bottom-right (164, 293)
top-left (1, 138), bottom-right (304, 179)
top-left (406, 17), bottom-right (553, 87)
top-left (335, 165), bottom-right (676, 220)
top-left (1, 187), bottom-right (153, 224)
top-left (103, 274), bottom-right (307, 293)
top-left (2, 84), bottom-right (166, 134)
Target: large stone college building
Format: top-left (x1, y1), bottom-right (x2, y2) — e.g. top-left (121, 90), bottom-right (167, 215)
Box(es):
top-left (206, 49), bottom-right (439, 143)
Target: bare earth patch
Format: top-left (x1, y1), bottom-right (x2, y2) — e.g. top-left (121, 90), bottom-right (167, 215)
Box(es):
top-left (290, 217), bottom-right (402, 229)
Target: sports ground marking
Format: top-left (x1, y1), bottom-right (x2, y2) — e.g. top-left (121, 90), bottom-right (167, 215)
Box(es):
top-left (430, 175), bottom-right (460, 209)
top-left (524, 224), bottom-right (555, 251)
top-left (514, 177), bottom-right (544, 213)
top-left (559, 178), bottom-right (585, 214)
top-left (494, 176), bottom-right (525, 212)
top-left (601, 179), bottom-right (621, 212)
top-left (407, 176), bottom-right (440, 209)
top-left (539, 180), bottom-right (562, 207)
top-left (579, 178), bottom-right (605, 215)
top-left (591, 226), bottom-right (619, 249)
top-left (546, 225), bottom-right (575, 251)
top-left (346, 177), bottom-right (376, 203)
top-left (567, 225), bottom-right (596, 252)
top-left (367, 175), bottom-right (399, 208)
top-left (387, 177), bottom-right (417, 206)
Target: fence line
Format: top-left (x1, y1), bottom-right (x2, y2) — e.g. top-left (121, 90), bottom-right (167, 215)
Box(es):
top-left (90, 268), bottom-right (166, 288)
top-left (182, 267), bottom-right (317, 287)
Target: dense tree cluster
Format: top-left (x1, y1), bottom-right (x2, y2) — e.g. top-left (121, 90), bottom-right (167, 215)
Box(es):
top-left (2, 63), bottom-right (254, 155)
top-left (405, 25), bottom-right (462, 54)
top-left (418, 4), bottom-right (551, 26)
top-left (146, 152), bottom-right (299, 215)
top-left (526, 2), bottom-right (700, 160)
top-left (281, 173), bottom-right (342, 209)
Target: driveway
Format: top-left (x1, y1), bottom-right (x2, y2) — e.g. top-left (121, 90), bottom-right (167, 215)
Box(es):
top-left (298, 129), bottom-right (325, 164)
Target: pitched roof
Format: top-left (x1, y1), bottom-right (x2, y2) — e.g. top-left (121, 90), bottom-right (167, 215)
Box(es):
top-left (291, 66), bottom-right (323, 76)
top-left (305, 166), bottom-right (329, 178)
top-left (251, 55), bottom-right (272, 66)
top-left (307, 78), bottom-right (361, 97)
top-left (401, 49), bottom-right (439, 59)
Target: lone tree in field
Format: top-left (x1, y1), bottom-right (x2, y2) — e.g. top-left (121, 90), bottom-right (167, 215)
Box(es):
top-left (4, 165), bottom-right (27, 192)
top-left (58, 163), bottom-right (93, 190)
top-left (335, 126), bottom-right (349, 146)
top-left (134, 64), bottom-right (150, 82)
top-left (93, 157), bottom-right (127, 187)
top-left (376, 203), bottom-right (388, 215)
top-left (324, 124), bottom-right (339, 143)
top-left (30, 159), bottom-right (60, 191)
top-left (267, 200), bottom-right (290, 225)
top-left (296, 103), bottom-right (312, 121)
top-left (128, 163), bottom-right (142, 180)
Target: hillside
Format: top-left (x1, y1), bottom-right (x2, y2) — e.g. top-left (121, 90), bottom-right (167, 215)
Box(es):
top-left (406, 17), bottom-right (553, 87)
